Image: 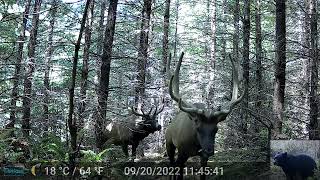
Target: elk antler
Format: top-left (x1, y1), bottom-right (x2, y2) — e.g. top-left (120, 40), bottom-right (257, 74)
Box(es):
top-left (178, 98), bottom-right (204, 114)
top-left (169, 52), bottom-right (246, 122)
top-left (168, 52), bottom-right (205, 115)
top-left (152, 98), bottom-right (165, 119)
top-left (213, 54), bottom-right (247, 121)
top-left (132, 98), bottom-right (164, 118)
top-left (131, 105), bottom-right (153, 117)
top-left (131, 106), bottom-right (144, 116)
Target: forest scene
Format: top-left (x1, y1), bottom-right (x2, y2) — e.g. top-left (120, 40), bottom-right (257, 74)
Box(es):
top-left (0, 0), bottom-right (319, 179)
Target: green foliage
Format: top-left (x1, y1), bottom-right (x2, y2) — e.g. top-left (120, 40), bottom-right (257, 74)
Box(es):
top-left (80, 149), bottom-right (108, 162)
top-left (31, 134), bottom-right (67, 162)
top-left (81, 147), bottom-right (126, 162)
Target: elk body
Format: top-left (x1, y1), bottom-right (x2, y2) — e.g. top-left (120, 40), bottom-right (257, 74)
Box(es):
top-left (165, 52), bottom-right (247, 180)
top-left (101, 103), bottom-right (163, 159)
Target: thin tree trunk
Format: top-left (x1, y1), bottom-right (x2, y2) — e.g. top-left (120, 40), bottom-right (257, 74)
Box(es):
top-left (79, 0), bottom-right (94, 129)
top-left (22, 0), bottom-right (42, 137)
top-left (206, 0), bottom-right (216, 107)
top-left (173, 0), bottom-right (179, 61)
top-left (161, 0), bottom-right (171, 151)
top-left (241, 0), bottom-right (250, 134)
top-left (303, 0), bottom-right (310, 112)
top-left (232, 0), bottom-right (240, 103)
top-left (135, 0), bottom-right (152, 104)
top-left (209, 0), bottom-right (216, 69)
top-left (6, 0), bottom-right (31, 129)
top-left (162, 0), bottom-right (170, 75)
top-left (43, 0), bottom-right (57, 132)
top-left (272, 0), bottom-right (286, 139)
top-left (68, 0), bottom-right (91, 168)
top-left (254, 0), bottom-right (262, 133)
top-left (225, 0), bottom-right (240, 148)
top-left (233, 0), bottom-right (240, 63)
top-left (96, 0), bottom-right (106, 88)
top-left (221, 0), bottom-right (227, 62)
top-left (309, 0), bottom-right (319, 140)
top-left (96, 0), bottom-right (119, 150)
top-left (162, 0), bottom-right (170, 120)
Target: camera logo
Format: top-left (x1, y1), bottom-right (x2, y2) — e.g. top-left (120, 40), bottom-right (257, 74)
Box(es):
top-left (3, 166), bottom-right (28, 176)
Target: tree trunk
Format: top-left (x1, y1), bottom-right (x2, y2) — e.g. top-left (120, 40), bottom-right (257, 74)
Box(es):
top-left (206, 0), bottom-right (216, 107)
top-left (233, 0), bottom-right (239, 63)
top-left (135, 0), bottom-right (152, 104)
top-left (309, 0), bottom-right (319, 140)
top-left (232, 0), bottom-right (240, 103)
top-left (173, 0), bottom-right (179, 61)
top-left (240, 0), bottom-right (250, 134)
top-left (162, 0), bottom-right (170, 75)
top-left (22, 0), bottom-right (42, 138)
top-left (225, 0), bottom-right (240, 148)
top-left (254, 0), bottom-right (262, 133)
top-left (96, 0), bottom-right (119, 150)
top-left (209, 0), bottom-right (216, 69)
top-left (272, 0), bottom-right (286, 139)
top-left (79, 0), bottom-right (94, 129)
top-left (68, 0), bottom-right (91, 167)
top-left (6, 0), bottom-right (31, 129)
top-left (221, 0), bottom-right (227, 63)
top-left (302, 0), bottom-right (310, 114)
top-left (96, 0), bottom-right (106, 89)
top-left (43, 0), bottom-right (57, 133)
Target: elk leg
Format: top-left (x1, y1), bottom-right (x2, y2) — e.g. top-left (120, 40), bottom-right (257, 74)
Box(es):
top-left (166, 141), bottom-right (176, 165)
top-left (200, 156), bottom-right (208, 180)
top-left (175, 154), bottom-right (188, 180)
top-left (132, 143), bottom-right (138, 159)
top-left (121, 145), bottom-right (129, 157)
top-left (166, 142), bottom-right (176, 180)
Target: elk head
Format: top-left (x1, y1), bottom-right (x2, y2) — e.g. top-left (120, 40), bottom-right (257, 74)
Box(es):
top-left (169, 52), bottom-right (247, 158)
top-left (131, 100), bottom-right (164, 133)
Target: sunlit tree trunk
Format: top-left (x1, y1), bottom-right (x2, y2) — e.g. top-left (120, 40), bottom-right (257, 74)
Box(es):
top-left (135, 0), bottom-right (152, 105)
top-left (7, 0), bottom-right (31, 129)
top-left (161, 0), bottom-right (171, 151)
top-left (206, 0), bottom-right (216, 107)
top-left (22, 0), bottom-right (42, 137)
top-left (272, 0), bottom-right (286, 139)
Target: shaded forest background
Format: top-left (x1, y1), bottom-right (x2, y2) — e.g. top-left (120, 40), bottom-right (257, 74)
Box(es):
top-left (0, 0), bottom-right (319, 166)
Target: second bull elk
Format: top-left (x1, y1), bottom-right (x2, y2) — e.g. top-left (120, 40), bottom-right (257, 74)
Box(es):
top-left (165, 52), bottom-right (247, 180)
top-left (101, 99), bottom-right (163, 159)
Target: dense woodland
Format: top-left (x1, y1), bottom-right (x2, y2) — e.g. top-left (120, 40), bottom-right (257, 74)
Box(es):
top-left (0, 0), bottom-right (319, 179)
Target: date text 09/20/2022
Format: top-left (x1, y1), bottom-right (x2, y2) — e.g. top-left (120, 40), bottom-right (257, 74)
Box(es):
top-left (123, 166), bottom-right (224, 176)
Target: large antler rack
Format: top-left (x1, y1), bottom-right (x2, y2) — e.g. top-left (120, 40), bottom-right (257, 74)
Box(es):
top-left (131, 98), bottom-right (164, 118)
top-left (168, 52), bottom-right (247, 121)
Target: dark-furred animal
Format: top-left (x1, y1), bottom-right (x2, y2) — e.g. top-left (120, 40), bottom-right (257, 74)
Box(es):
top-left (274, 152), bottom-right (317, 180)
top-left (165, 52), bottom-right (247, 180)
top-left (101, 104), bottom-right (163, 159)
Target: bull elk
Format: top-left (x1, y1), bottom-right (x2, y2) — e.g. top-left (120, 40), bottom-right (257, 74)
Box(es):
top-left (101, 100), bottom-right (163, 159)
top-left (165, 52), bottom-right (247, 180)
